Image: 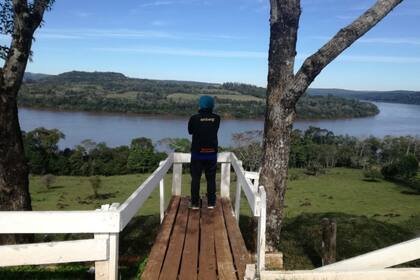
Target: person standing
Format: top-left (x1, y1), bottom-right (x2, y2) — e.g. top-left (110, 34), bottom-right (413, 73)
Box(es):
top-left (188, 95), bottom-right (220, 209)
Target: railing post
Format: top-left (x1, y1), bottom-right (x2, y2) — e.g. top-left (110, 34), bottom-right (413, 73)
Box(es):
top-left (257, 186), bottom-right (266, 274)
top-left (95, 203), bottom-right (120, 280)
top-left (221, 160), bottom-right (231, 198)
top-left (234, 160), bottom-right (243, 223)
top-left (159, 161), bottom-right (165, 223)
top-left (172, 162), bottom-right (182, 196)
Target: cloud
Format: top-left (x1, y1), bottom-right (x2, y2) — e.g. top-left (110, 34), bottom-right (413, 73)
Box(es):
top-left (93, 46), bottom-right (267, 59)
top-left (36, 28), bottom-right (244, 41)
top-left (73, 11), bottom-right (93, 18)
top-left (140, 1), bottom-right (175, 8)
top-left (150, 20), bottom-right (168, 27)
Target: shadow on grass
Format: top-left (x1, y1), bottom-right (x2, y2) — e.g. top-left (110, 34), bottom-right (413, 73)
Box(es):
top-left (238, 212), bottom-right (418, 270)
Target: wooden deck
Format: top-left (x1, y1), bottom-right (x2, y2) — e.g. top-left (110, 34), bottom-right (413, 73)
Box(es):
top-left (141, 196), bottom-right (251, 280)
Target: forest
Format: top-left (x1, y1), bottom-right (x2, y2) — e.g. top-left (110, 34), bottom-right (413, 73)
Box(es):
top-left (18, 71), bottom-right (379, 119)
top-left (23, 127), bottom-right (419, 191)
top-left (310, 88), bottom-right (420, 105)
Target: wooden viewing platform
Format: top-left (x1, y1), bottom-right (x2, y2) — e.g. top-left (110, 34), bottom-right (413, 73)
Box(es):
top-left (1, 152), bottom-right (420, 280)
top-left (141, 196), bottom-right (251, 280)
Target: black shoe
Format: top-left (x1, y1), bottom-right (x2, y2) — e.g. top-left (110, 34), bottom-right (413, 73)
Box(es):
top-left (208, 202), bottom-right (216, 209)
top-left (189, 202), bottom-right (200, 210)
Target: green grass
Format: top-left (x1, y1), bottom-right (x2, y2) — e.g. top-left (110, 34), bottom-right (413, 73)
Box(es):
top-left (284, 168), bottom-right (420, 224)
top-left (2, 168), bottom-right (420, 279)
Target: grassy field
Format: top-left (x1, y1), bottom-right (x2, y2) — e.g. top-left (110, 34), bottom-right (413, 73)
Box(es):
top-left (1, 168), bottom-right (419, 279)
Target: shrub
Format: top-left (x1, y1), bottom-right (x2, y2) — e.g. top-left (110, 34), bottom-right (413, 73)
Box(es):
top-left (41, 174), bottom-right (56, 190)
top-left (88, 176), bottom-right (102, 198)
top-left (305, 161), bottom-right (325, 176)
top-left (363, 165), bottom-right (382, 181)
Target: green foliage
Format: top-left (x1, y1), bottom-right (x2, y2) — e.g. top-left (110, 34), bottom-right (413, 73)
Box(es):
top-left (23, 127), bottom-right (65, 174)
top-left (23, 128), bottom-right (165, 176)
top-left (18, 71), bottom-right (379, 119)
top-left (127, 138), bottom-right (163, 173)
top-left (382, 154), bottom-right (419, 181)
top-left (304, 161), bottom-right (325, 176)
top-left (363, 165), bottom-right (382, 181)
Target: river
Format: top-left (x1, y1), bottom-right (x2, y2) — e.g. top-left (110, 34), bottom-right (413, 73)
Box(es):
top-left (19, 102), bottom-right (420, 148)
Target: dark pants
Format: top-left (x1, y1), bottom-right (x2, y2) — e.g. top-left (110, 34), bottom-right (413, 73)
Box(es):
top-left (190, 159), bottom-right (217, 206)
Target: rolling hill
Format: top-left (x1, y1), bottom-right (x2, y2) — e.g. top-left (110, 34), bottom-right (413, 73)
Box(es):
top-left (18, 71), bottom-right (380, 119)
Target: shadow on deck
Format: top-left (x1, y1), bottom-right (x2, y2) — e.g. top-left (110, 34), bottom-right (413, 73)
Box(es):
top-left (141, 196), bottom-right (251, 280)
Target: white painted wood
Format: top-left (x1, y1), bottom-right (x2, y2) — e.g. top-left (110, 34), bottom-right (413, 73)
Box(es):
top-left (172, 152), bottom-right (231, 163)
top-left (221, 162), bottom-right (231, 198)
top-left (95, 203), bottom-right (120, 280)
top-left (172, 163), bottom-right (182, 196)
top-left (234, 161), bottom-right (243, 223)
top-left (260, 269), bottom-right (420, 280)
top-left (95, 233), bottom-right (110, 280)
top-left (230, 153), bottom-right (258, 215)
top-left (108, 232), bottom-right (119, 280)
top-left (0, 239), bottom-right (108, 267)
top-left (118, 157), bottom-right (173, 229)
top-left (159, 162), bottom-right (165, 223)
top-left (316, 236), bottom-right (420, 271)
top-left (244, 264), bottom-right (257, 280)
top-left (235, 179), bottom-right (242, 223)
top-left (257, 186), bottom-right (267, 274)
top-left (0, 210), bottom-right (120, 234)
top-left (245, 171), bottom-right (260, 181)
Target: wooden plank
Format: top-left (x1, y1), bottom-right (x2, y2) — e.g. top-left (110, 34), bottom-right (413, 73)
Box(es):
top-left (316, 236), bottom-right (420, 271)
top-left (119, 157), bottom-right (173, 229)
top-left (198, 198), bottom-right (217, 280)
top-left (214, 199), bottom-right (237, 280)
top-left (159, 197), bottom-right (190, 280)
top-left (261, 269), bottom-right (420, 280)
top-left (141, 196), bottom-right (180, 280)
top-left (0, 238), bottom-right (108, 267)
top-left (0, 210), bottom-right (120, 234)
top-left (179, 204), bottom-right (200, 280)
top-left (221, 198), bottom-right (251, 280)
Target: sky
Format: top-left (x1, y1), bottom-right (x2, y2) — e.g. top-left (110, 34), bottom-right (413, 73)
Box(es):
top-left (2, 0), bottom-right (420, 90)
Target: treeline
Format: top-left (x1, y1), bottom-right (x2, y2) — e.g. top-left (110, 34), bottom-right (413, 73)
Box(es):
top-left (309, 88), bottom-right (420, 106)
top-left (19, 71), bottom-right (379, 119)
top-left (24, 127), bottom-right (419, 189)
top-left (232, 127), bottom-right (419, 187)
top-left (23, 128), bottom-right (167, 176)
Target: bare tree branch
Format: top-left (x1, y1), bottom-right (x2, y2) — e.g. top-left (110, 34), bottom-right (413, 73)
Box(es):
top-left (291, 0), bottom-right (403, 104)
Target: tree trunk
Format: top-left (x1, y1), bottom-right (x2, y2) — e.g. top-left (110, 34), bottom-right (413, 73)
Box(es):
top-left (0, 26), bottom-right (33, 245)
top-left (260, 0), bottom-right (301, 251)
top-left (0, 91), bottom-right (32, 244)
top-left (261, 0), bottom-right (403, 253)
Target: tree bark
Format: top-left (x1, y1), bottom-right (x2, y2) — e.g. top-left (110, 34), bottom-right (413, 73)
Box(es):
top-left (261, 0), bottom-right (404, 253)
top-left (0, 0), bottom-right (50, 245)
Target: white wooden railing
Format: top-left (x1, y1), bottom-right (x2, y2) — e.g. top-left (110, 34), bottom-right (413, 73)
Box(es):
top-left (0, 152), bottom-right (267, 279)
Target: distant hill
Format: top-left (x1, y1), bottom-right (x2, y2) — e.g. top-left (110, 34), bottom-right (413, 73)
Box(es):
top-left (309, 88), bottom-right (420, 105)
top-left (23, 72), bottom-right (52, 82)
top-left (18, 71), bottom-right (379, 119)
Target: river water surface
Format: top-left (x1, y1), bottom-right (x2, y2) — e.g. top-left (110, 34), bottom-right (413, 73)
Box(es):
top-left (19, 102), bottom-right (420, 148)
